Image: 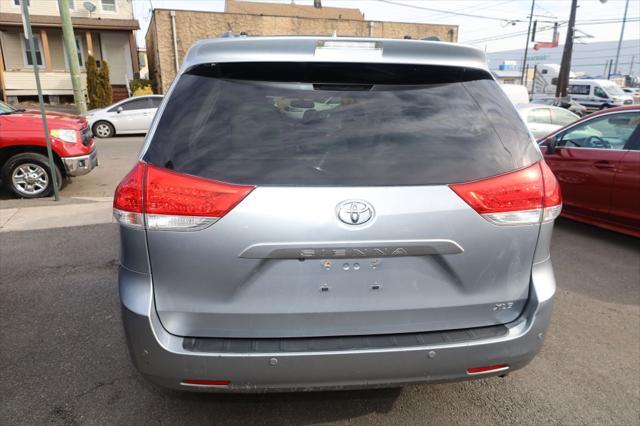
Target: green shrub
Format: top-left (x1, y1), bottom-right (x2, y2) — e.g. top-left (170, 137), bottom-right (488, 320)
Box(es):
top-left (99, 60), bottom-right (112, 106)
top-left (86, 55), bottom-right (112, 108)
top-left (129, 78), bottom-right (154, 93)
top-left (86, 55), bottom-right (101, 109)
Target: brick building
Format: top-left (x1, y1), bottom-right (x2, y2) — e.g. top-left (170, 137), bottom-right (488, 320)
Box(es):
top-left (145, 0), bottom-right (458, 93)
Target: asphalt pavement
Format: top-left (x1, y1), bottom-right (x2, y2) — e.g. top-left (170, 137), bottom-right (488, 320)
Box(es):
top-left (0, 136), bottom-right (639, 425)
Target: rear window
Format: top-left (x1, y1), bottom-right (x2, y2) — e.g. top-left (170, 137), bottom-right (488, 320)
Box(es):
top-left (144, 62), bottom-right (539, 186)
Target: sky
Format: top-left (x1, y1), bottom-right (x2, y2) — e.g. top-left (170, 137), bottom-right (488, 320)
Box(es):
top-left (132, 0), bottom-right (639, 53)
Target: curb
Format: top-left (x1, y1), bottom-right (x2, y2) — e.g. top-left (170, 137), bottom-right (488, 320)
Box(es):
top-left (0, 198), bottom-right (114, 233)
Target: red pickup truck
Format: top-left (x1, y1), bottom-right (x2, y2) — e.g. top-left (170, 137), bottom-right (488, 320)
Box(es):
top-left (0, 101), bottom-right (98, 198)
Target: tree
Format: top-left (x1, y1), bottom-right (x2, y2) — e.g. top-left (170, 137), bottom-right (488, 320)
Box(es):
top-left (99, 60), bottom-right (113, 106)
top-left (86, 55), bottom-right (101, 109)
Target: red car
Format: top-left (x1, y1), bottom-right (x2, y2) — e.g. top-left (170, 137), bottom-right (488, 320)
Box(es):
top-left (539, 105), bottom-right (640, 237)
top-left (0, 101), bottom-right (97, 198)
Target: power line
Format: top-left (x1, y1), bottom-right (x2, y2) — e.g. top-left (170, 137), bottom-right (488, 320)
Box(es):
top-left (462, 17), bottom-right (640, 45)
top-left (375, 0), bottom-right (527, 23)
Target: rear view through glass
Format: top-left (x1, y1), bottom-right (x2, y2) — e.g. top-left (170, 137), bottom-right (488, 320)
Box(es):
top-left (144, 62), bottom-right (539, 186)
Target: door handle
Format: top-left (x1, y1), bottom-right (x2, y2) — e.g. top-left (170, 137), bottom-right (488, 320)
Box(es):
top-left (593, 160), bottom-right (616, 170)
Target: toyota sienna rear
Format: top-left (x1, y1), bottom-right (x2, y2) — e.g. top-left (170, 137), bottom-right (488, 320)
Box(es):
top-left (115, 37), bottom-right (560, 392)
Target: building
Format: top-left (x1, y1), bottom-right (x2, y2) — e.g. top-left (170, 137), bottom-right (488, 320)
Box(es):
top-left (0, 0), bottom-right (140, 103)
top-left (486, 39), bottom-right (640, 82)
top-left (146, 0), bottom-right (458, 93)
top-left (137, 47), bottom-right (148, 79)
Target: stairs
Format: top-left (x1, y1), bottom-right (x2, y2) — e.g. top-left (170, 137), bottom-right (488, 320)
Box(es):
top-left (111, 85), bottom-right (130, 103)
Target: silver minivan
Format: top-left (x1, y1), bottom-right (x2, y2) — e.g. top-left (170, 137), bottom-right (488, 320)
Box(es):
top-left (114, 37), bottom-right (561, 392)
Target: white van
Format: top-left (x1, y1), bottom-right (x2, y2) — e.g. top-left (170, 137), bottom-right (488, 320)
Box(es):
top-left (499, 84), bottom-right (530, 105)
top-left (567, 79), bottom-right (633, 110)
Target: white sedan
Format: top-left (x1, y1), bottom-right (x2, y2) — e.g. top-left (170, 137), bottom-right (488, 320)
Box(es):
top-left (84, 95), bottom-right (163, 138)
top-left (517, 104), bottom-right (579, 139)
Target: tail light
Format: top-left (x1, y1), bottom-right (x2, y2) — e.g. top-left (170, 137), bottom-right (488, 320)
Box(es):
top-left (450, 161), bottom-right (562, 226)
top-left (113, 162), bottom-right (254, 231)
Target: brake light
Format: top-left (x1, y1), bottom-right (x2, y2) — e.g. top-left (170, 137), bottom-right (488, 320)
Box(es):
top-left (450, 161), bottom-right (561, 226)
top-left (113, 162), bottom-right (254, 231)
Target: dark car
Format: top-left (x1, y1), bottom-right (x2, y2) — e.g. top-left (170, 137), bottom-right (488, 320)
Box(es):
top-left (539, 105), bottom-right (640, 237)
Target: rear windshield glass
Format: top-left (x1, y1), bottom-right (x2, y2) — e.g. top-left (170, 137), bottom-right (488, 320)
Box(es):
top-left (144, 62), bottom-right (539, 186)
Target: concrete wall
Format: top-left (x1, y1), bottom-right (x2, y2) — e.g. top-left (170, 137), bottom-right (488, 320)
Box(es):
top-left (147, 9), bottom-right (458, 93)
top-left (0, 0), bottom-right (134, 20)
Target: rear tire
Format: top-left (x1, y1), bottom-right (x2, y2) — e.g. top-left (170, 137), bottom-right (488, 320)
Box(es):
top-left (1, 153), bottom-right (63, 199)
top-left (93, 121), bottom-right (115, 138)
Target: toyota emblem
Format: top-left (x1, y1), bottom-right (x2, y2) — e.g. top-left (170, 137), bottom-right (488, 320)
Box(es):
top-left (336, 200), bottom-right (374, 225)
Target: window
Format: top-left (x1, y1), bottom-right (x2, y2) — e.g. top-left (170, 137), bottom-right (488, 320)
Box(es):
top-left (528, 108), bottom-right (551, 124)
top-left (149, 97), bottom-right (163, 108)
top-left (63, 36), bottom-right (85, 68)
top-left (143, 62), bottom-right (540, 186)
top-left (558, 112), bottom-right (640, 150)
top-left (13, 0), bottom-right (30, 6)
top-left (594, 86), bottom-right (608, 99)
top-left (568, 84), bottom-right (590, 95)
top-left (109, 98), bottom-right (149, 112)
top-left (22, 34), bottom-right (43, 67)
top-left (101, 0), bottom-right (116, 12)
top-left (138, 53), bottom-right (146, 67)
top-left (551, 108), bottom-right (578, 126)
top-left (68, 0), bottom-right (74, 9)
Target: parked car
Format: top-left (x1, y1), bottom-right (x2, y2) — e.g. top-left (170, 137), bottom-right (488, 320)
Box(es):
top-left (84, 95), bottom-right (163, 138)
top-left (622, 87), bottom-right (640, 104)
top-left (530, 96), bottom-right (588, 116)
top-left (539, 105), bottom-right (640, 237)
top-left (567, 79), bottom-right (633, 111)
top-left (114, 36), bottom-right (561, 392)
top-left (518, 104), bottom-right (580, 139)
top-left (0, 101), bottom-right (97, 198)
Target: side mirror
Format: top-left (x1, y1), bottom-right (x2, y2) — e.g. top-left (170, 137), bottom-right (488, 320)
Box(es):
top-left (116, 106), bottom-right (123, 114)
top-left (545, 136), bottom-right (559, 154)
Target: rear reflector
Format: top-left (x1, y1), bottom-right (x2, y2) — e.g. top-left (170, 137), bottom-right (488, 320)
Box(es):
top-left (113, 162), bottom-right (254, 231)
top-left (466, 364), bottom-right (509, 375)
top-left (180, 379), bottom-right (231, 388)
top-left (450, 161), bottom-right (561, 226)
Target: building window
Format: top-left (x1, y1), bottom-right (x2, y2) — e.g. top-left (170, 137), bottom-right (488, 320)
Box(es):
top-left (64, 36), bottom-right (85, 69)
top-left (138, 53), bottom-right (146, 67)
top-left (68, 0), bottom-right (74, 9)
top-left (13, 0), bottom-right (30, 6)
top-left (101, 0), bottom-right (116, 12)
top-left (22, 34), bottom-right (43, 67)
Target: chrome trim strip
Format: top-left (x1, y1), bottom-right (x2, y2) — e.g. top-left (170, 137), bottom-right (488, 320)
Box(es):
top-left (238, 239), bottom-right (464, 259)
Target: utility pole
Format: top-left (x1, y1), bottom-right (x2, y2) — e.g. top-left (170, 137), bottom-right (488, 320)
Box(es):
top-left (556, 0), bottom-right (578, 98)
top-left (609, 59), bottom-right (614, 78)
top-left (57, 0), bottom-right (87, 114)
top-left (629, 56), bottom-right (635, 76)
top-left (20, 1), bottom-right (60, 201)
top-left (521, 0), bottom-right (536, 86)
top-left (613, 0), bottom-right (630, 75)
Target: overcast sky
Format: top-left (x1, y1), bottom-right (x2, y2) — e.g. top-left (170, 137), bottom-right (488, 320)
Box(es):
top-left (132, 0), bottom-right (639, 53)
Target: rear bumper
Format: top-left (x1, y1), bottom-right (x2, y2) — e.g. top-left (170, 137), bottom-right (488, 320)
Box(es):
top-left (61, 149), bottom-right (98, 176)
top-left (120, 259), bottom-right (555, 392)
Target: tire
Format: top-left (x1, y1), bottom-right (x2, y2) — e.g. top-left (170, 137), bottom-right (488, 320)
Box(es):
top-left (1, 153), bottom-right (63, 199)
top-left (93, 121), bottom-right (115, 138)
top-left (599, 104), bottom-right (611, 110)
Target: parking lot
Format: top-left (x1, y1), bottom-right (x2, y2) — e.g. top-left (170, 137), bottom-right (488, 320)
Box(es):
top-left (1, 136), bottom-right (639, 425)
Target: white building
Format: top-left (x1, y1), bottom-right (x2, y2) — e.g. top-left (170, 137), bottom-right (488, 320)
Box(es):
top-left (0, 0), bottom-right (140, 103)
